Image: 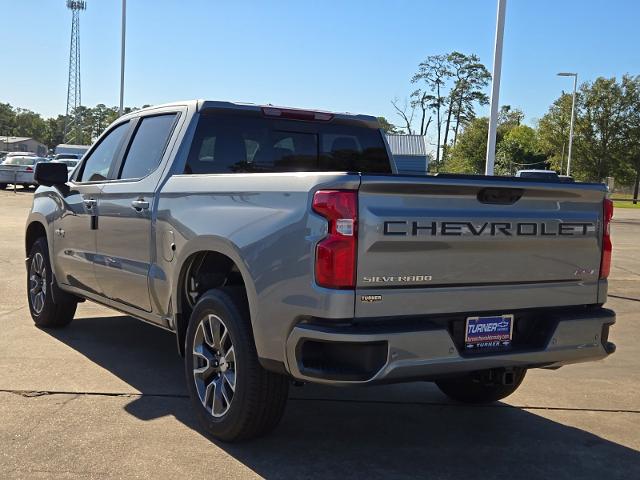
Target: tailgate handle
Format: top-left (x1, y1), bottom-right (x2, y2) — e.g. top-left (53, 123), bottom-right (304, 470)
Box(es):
top-left (477, 188), bottom-right (523, 205)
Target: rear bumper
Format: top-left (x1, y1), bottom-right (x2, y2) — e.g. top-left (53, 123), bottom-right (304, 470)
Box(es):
top-left (285, 307), bottom-right (616, 385)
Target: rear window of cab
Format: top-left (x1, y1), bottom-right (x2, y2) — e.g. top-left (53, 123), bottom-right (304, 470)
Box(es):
top-left (185, 112), bottom-right (391, 175)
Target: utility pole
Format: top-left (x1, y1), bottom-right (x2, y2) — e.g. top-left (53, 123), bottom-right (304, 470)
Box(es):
top-left (557, 72), bottom-right (578, 176)
top-left (119, 0), bottom-right (126, 116)
top-left (485, 0), bottom-right (507, 175)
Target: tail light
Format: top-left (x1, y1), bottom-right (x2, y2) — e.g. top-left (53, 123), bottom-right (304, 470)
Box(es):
top-left (312, 190), bottom-right (357, 289)
top-left (25, 166), bottom-right (33, 172)
top-left (599, 198), bottom-right (613, 279)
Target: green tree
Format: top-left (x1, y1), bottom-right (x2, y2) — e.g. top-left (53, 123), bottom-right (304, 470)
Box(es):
top-left (377, 116), bottom-right (401, 134)
top-left (411, 54), bottom-right (452, 169)
top-left (85, 104), bottom-right (119, 141)
top-left (496, 125), bottom-right (547, 175)
top-left (572, 77), bottom-right (628, 181)
top-left (13, 108), bottom-right (47, 142)
top-left (395, 52), bottom-right (491, 168)
top-left (497, 105), bottom-right (524, 130)
top-left (615, 75), bottom-right (640, 201)
top-left (0, 103), bottom-right (16, 137)
top-left (43, 115), bottom-right (67, 149)
top-left (537, 93), bottom-right (573, 173)
top-left (445, 106), bottom-right (525, 174)
top-left (445, 117), bottom-right (489, 173)
top-left (444, 52), bottom-right (491, 152)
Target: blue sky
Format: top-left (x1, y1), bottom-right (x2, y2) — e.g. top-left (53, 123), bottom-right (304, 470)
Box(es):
top-left (1, 0), bottom-right (638, 136)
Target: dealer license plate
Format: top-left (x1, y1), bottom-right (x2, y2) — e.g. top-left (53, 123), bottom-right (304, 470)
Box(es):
top-left (465, 314), bottom-right (513, 350)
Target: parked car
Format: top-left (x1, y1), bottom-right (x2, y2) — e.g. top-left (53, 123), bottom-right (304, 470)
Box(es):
top-left (515, 169), bottom-right (560, 180)
top-left (5, 151), bottom-right (36, 158)
top-left (51, 158), bottom-right (79, 175)
top-left (54, 144), bottom-right (90, 159)
top-left (53, 153), bottom-right (81, 161)
top-left (0, 156), bottom-right (47, 189)
top-left (26, 100), bottom-right (616, 441)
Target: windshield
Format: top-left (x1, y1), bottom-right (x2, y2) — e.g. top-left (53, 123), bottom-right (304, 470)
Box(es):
top-left (186, 112), bottom-right (391, 174)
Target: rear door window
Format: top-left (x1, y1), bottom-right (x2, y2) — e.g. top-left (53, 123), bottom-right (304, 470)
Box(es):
top-left (119, 114), bottom-right (177, 179)
top-left (185, 112), bottom-right (390, 174)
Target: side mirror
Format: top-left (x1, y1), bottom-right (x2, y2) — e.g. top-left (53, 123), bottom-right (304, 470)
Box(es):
top-left (34, 162), bottom-right (69, 187)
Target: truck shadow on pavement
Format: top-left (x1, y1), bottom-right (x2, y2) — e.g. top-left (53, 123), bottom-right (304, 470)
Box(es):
top-left (46, 314), bottom-right (640, 480)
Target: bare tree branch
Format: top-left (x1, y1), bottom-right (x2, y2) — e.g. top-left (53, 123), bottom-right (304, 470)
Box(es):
top-left (391, 97), bottom-right (415, 135)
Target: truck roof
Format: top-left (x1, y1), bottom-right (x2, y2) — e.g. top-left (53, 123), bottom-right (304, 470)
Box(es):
top-left (127, 100), bottom-right (380, 128)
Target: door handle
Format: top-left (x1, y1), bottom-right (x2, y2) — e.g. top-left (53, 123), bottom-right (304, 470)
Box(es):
top-left (83, 198), bottom-right (97, 209)
top-left (131, 199), bottom-right (150, 211)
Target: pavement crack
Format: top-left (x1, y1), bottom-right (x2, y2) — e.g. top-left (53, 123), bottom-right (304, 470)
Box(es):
top-left (288, 396), bottom-right (640, 414)
top-left (608, 293), bottom-right (640, 302)
top-left (0, 388), bottom-right (189, 399)
top-left (3, 390), bottom-right (639, 415)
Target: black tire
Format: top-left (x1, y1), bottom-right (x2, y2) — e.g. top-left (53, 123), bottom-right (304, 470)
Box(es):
top-left (435, 368), bottom-right (526, 404)
top-left (27, 237), bottom-right (77, 328)
top-left (184, 287), bottom-right (289, 442)
top-left (0, 183), bottom-right (6, 190)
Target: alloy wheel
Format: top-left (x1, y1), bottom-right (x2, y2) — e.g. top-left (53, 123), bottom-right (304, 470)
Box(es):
top-left (192, 313), bottom-right (236, 417)
top-left (29, 252), bottom-right (47, 314)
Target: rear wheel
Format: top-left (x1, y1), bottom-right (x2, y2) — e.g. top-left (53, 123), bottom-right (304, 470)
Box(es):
top-left (0, 183), bottom-right (6, 190)
top-left (27, 237), bottom-right (77, 328)
top-left (185, 287), bottom-right (289, 442)
top-left (435, 368), bottom-right (526, 404)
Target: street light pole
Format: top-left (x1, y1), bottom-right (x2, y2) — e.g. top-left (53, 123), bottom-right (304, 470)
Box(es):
top-left (119, 0), bottom-right (126, 116)
top-left (485, 0), bottom-right (507, 175)
top-left (557, 72), bottom-right (578, 176)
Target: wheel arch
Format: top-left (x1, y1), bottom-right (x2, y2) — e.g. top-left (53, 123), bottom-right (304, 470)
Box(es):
top-left (25, 219), bottom-right (49, 259)
top-left (172, 237), bottom-right (258, 357)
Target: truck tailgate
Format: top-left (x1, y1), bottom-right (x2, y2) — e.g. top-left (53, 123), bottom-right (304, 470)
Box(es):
top-left (356, 175), bottom-right (607, 318)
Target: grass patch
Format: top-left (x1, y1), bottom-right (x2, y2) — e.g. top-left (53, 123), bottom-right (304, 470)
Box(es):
top-left (613, 199), bottom-right (640, 209)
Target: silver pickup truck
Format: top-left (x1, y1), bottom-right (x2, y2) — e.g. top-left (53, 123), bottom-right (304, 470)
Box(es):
top-left (25, 100), bottom-right (616, 441)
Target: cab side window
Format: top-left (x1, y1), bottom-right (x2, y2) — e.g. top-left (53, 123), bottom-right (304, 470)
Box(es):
top-left (79, 122), bottom-right (129, 182)
top-left (119, 114), bottom-right (177, 179)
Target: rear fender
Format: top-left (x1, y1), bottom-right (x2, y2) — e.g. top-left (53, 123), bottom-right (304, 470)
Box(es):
top-left (171, 235), bottom-right (258, 346)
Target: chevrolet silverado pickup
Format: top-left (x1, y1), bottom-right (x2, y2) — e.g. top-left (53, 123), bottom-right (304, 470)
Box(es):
top-left (25, 100), bottom-right (616, 441)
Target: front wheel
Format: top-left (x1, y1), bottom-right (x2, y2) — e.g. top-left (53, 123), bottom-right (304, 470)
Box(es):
top-left (435, 368), bottom-right (526, 404)
top-left (185, 288), bottom-right (289, 442)
top-left (0, 183), bottom-right (6, 190)
top-left (27, 237), bottom-right (77, 328)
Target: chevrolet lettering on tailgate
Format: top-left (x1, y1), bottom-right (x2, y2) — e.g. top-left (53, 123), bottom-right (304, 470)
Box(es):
top-left (383, 221), bottom-right (596, 236)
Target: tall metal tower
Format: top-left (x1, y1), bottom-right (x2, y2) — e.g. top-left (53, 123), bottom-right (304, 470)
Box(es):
top-left (63, 1), bottom-right (86, 144)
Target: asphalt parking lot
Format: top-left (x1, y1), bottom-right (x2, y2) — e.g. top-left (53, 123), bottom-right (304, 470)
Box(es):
top-left (1, 188), bottom-right (639, 479)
